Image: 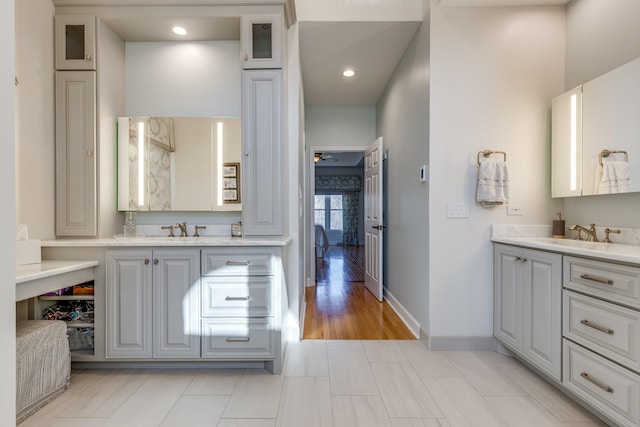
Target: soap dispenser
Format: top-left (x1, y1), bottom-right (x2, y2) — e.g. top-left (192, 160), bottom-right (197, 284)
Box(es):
top-left (125, 211), bottom-right (137, 236)
top-left (552, 212), bottom-right (565, 238)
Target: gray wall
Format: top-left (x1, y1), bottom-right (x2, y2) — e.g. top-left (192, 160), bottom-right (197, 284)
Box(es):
top-left (376, 18), bottom-right (431, 331)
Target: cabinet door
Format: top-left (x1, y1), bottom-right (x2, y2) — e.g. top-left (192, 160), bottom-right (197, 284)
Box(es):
top-left (494, 244), bottom-right (523, 352)
top-left (55, 71), bottom-right (97, 237)
top-left (153, 249), bottom-right (201, 358)
top-left (242, 70), bottom-right (283, 235)
top-left (55, 15), bottom-right (96, 70)
top-left (106, 250), bottom-right (153, 358)
top-left (241, 14), bottom-right (283, 69)
top-left (522, 249), bottom-right (562, 381)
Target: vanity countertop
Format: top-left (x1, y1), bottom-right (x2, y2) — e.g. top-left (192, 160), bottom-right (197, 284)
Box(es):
top-left (16, 260), bottom-right (98, 301)
top-left (492, 236), bottom-right (640, 265)
top-left (41, 235), bottom-right (292, 248)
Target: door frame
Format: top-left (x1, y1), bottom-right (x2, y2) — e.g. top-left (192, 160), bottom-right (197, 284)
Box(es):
top-left (305, 146), bottom-right (368, 289)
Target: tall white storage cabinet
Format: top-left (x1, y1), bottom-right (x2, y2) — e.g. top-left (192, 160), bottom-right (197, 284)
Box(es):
top-left (242, 70), bottom-right (284, 236)
top-left (494, 243), bottom-right (562, 381)
top-left (105, 249), bottom-right (200, 359)
top-left (55, 71), bottom-right (97, 237)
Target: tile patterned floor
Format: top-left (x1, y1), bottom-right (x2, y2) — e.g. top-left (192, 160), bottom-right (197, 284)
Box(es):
top-left (19, 340), bottom-right (608, 427)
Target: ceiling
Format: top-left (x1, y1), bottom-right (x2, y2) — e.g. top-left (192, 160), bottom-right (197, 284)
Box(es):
top-left (102, 16), bottom-right (240, 42)
top-left (315, 151), bottom-right (365, 168)
top-left (299, 21), bottom-right (421, 105)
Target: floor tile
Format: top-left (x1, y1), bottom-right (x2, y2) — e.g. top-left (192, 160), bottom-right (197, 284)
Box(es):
top-left (222, 370), bottom-right (284, 418)
top-left (328, 349), bottom-right (379, 395)
top-left (327, 340), bottom-right (364, 351)
top-left (484, 396), bottom-right (562, 426)
top-left (400, 345), bottom-right (463, 378)
top-left (332, 395), bottom-right (391, 427)
top-left (183, 369), bottom-right (242, 395)
top-left (443, 351), bottom-right (529, 396)
top-left (390, 419), bottom-right (451, 427)
top-left (362, 340), bottom-right (409, 362)
top-left (160, 395), bottom-right (228, 427)
top-left (284, 340), bottom-right (329, 377)
top-left (422, 377), bottom-right (502, 426)
top-left (371, 362), bottom-right (443, 418)
top-left (21, 418), bottom-right (107, 427)
top-left (276, 377), bottom-right (333, 427)
top-left (217, 420), bottom-right (276, 427)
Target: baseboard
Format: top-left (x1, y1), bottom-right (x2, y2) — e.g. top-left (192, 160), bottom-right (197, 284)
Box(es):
top-left (420, 331), bottom-right (495, 351)
top-left (383, 288), bottom-right (420, 338)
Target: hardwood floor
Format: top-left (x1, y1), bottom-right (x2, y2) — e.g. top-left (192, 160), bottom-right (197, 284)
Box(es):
top-left (304, 246), bottom-right (415, 340)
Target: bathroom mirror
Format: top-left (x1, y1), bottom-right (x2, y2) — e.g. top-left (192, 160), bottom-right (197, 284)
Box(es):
top-left (552, 56), bottom-right (640, 198)
top-left (117, 116), bottom-right (242, 211)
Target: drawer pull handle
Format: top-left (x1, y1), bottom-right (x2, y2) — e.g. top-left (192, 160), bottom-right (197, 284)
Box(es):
top-left (226, 337), bottom-right (250, 342)
top-left (226, 260), bottom-right (251, 266)
top-left (579, 274), bottom-right (614, 285)
top-left (580, 319), bottom-right (614, 335)
top-left (225, 296), bottom-right (251, 301)
top-left (580, 372), bottom-right (614, 393)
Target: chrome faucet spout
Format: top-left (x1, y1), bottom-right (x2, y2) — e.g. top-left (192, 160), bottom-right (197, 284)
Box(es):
top-left (174, 222), bottom-right (188, 237)
top-left (569, 223), bottom-right (599, 242)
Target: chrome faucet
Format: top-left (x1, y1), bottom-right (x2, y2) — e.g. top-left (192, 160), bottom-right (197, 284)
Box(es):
top-left (569, 223), bottom-right (599, 242)
top-left (174, 222), bottom-right (188, 237)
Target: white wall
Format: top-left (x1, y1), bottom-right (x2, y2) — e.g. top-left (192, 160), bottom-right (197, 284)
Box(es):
top-left (125, 41), bottom-right (241, 117)
top-left (296, 0), bottom-right (423, 21)
top-left (1, 0), bottom-right (16, 422)
top-left (561, 0), bottom-right (640, 229)
top-left (15, 0), bottom-right (55, 240)
top-left (376, 18), bottom-right (430, 331)
top-left (429, 3), bottom-right (564, 343)
top-left (305, 105), bottom-right (376, 149)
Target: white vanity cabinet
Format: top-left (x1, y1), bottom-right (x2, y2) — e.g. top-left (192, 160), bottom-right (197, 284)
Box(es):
top-left (493, 244), bottom-right (562, 380)
top-left (242, 70), bottom-right (284, 236)
top-left (241, 14), bottom-right (283, 69)
top-left (200, 248), bottom-right (280, 371)
top-left (55, 71), bottom-right (97, 237)
top-left (105, 249), bottom-right (200, 359)
top-left (55, 15), bottom-right (96, 70)
top-left (562, 256), bottom-right (640, 427)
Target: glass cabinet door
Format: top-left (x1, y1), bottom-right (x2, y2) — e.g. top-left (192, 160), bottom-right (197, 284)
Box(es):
top-left (55, 15), bottom-right (96, 70)
top-left (242, 14), bottom-right (282, 69)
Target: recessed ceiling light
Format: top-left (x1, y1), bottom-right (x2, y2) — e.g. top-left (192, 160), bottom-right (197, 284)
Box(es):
top-left (172, 26), bottom-right (188, 36)
top-left (342, 69), bottom-right (356, 78)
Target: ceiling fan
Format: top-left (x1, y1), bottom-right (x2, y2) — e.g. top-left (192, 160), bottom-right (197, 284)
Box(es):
top-left (314, 152), bottom-right (338, 163)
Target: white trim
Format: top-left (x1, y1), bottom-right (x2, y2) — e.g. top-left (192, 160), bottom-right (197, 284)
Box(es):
top-left (383, 288), bottom-right (420, 338)
top-left (298, 300), bottom-right (306, 340)
top-left (306, 145), bottom-right (368, 288)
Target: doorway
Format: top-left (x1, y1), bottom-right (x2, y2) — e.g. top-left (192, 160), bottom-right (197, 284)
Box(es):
top-left (303, 147), bottom-right (414, 340)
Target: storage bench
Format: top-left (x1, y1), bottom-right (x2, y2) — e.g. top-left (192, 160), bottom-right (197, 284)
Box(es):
top-left (16, 320), bottom-right (70, 424)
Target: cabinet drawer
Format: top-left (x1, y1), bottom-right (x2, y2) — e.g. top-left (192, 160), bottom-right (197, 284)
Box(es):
top-left (564, 290), bottom-right (640, 372)
top-left (201, 249), bottom-right (273, 276)
top-left (201, 318), bottom-right (274, 359)
top-left (563, 340), bottom-right (640, 427)
top-left (201, 277), bottom-right (273, 317)
top-left (564, 256), bottom-right (640, 309)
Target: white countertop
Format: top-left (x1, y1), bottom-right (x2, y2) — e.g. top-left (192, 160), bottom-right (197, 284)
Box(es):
top-left (42, 235), bottom-right (292, 248)
top-left (491, 226), bottom-right (640, 264)
top-left (16, 260), bottom-right (99, 302)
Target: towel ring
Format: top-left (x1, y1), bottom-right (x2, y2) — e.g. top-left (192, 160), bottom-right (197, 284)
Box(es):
top-left (477, 150), bottom-right (507, 166)
top-left (599, 149), bottom-right (628, 166)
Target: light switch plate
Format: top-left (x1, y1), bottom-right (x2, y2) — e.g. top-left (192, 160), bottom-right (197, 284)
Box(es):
top-left (447, 202), bottom-right (469, 218)
top-left (507, 205), bottom-right (523, 216)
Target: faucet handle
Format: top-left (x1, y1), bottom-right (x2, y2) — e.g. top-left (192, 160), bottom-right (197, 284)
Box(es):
top-left (603, 228), bottom-right (621, 243)
top-left (161, 225), bottom-right (175, 237)
top-left (194, 225), bottom-right (207, 237)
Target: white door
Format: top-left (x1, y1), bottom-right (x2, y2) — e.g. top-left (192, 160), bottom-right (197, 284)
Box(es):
top-left (364, 137), bottom-right (384, 301)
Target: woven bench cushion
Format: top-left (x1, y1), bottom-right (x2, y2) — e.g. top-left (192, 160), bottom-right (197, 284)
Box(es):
top-left (16, 320), bottom-right (70, 424)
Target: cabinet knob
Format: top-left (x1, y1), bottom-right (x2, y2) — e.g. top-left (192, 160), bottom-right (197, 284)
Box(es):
top-left (87, 149), bottom-right (93, 157)
top-left (153, 259), bottom-right (159, 265)
top-left (86, 53), bottom-right (92, 61)
top-left (144, 259), bottom-right (149, 265)
top-left (244, 53), bottom-right (248, 61)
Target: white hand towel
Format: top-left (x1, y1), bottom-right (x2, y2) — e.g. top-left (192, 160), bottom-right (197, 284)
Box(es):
top-left (596, 160), bottom-right (631, 194)
top-left (477, 161), bottom-right (509, 207)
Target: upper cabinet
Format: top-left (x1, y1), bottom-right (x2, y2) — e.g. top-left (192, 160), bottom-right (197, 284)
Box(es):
top-left (55, 15), bottom-right (96, 70)
top-left (241, 14), bottom-right (283, 69)
top-left (552, 56), bottom-right (640, 198)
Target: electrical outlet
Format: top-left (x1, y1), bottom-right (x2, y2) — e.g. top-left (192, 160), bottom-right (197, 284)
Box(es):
top-left (447, 202), bottom-right (469, 218)
top-left (507, 205), bottom-right (523, 216)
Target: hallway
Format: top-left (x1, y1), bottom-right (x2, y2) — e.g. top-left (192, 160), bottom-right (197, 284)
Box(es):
top-left (303, 246), bottom-right (415, 340)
